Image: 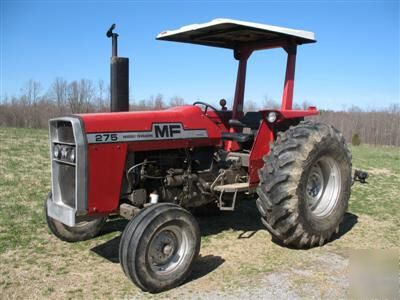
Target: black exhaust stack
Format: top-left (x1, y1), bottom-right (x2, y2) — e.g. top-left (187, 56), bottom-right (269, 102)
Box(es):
top-left (107, 24), bottom-right (129, 112)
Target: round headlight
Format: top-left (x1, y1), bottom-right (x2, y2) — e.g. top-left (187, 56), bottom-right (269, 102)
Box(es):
top-left (61, 146), bottom-right (68, 159)
top-left (53, 145), bottom-right (61, 159)
top-left (69, 148), bottom-right (76, 163)
top-left (267, 112), bottom-right (277, 123)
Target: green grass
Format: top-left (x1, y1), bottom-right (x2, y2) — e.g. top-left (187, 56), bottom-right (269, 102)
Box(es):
top-left (348, 145), bottom-right (400, 244)
top-left (0, 127), bottom-right (399, 299)
top-left (0, 127), bottom-right (50, 254)
top-left (350, 145), bottom-right (400, 220)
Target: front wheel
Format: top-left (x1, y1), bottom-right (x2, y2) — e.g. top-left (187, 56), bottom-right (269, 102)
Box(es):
top-left (44, 193), bottom-right (106, 242)
top-left (119, 203), bottom-right (200, 293)
top-left (256, 121), bottom-right (352, 248)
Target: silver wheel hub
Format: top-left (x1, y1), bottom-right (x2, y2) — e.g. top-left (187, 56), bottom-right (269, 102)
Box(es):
top-left (307, 165), bottom-right (324, 203)
top-left (306, 156), bottom-right (342, 218)
top-left (163, 244), bottom-right (174, 256)
top-left (148, 225), bottom-right (189, 275)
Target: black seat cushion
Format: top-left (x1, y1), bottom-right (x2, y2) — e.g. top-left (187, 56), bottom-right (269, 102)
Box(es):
top-left (221, 132), bottom-right (253, 143)
top-left (240, 112), bottom-right (262, 129)
top-left (228, 112), bottom-right (262, 130)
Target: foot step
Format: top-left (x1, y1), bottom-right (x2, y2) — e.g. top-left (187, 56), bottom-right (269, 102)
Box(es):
top-left (213, 182), bottom-right (249, 211)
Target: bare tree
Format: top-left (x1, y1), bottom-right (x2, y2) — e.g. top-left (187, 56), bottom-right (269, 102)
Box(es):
top-left (67, 81), bottom-right (80, 113)
top-left (67, 79), bottom-right (95, 113)
top-left (301, 100), bottom-right (313, 110)
top-left (97, 79), bottom-right (106, 110)
top-left (262, 95), bottom-right (280, 109)
top-left (169, 96), bottom-right (185, 107)
top-left (79, 79), bottom-right (95, 113)
top-left (154, 94), bottom-right (165, 110)
top-left (244, 99), bottom-right (258, 112)
top-left (20, 80), bottom-right (42, 127)
top-left (50, 77), bottom-right (68, 114)
top-left (135, 99), bottom-right (148, 110)
top-left (20, 79), bottom-right (41, 105)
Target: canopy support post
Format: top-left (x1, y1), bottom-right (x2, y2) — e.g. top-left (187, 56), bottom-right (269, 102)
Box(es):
top-left (232, 49), bottom-right (252, 120)
top-left (225, 49), bottom-right (252, 151)
top-left (281, 44), bottom-right (297, 111)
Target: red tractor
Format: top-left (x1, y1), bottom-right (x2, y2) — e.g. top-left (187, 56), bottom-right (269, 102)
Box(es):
top-left (45, 19), bottom-right (352, 293)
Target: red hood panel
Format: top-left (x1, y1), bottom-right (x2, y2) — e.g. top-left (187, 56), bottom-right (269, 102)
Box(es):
top-left (78, 106), bottom-right (218, 134)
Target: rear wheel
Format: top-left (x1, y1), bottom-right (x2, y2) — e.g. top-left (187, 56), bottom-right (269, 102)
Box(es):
top-left (256, 121), bottom-right (352, 248)
top-left (119, 203), bottom-right (200, 293)
top-left (44, 193), bottom-right (106, 242)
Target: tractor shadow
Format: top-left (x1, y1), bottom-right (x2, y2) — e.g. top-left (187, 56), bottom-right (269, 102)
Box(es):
top-left (90, 199), bottom-right (357, 282)
top-left (196, 197), bottom-right (266, 238)
top-left (331, 212), bottom-right (358, 243)
top-left (91, 198), bottom-right (265, 261)
top-left (90, 199), bottom-right (261, 282)
top-left (91, 233), bottom-right (224, 285)
top-left (91, 199), bottom-right (266, 261)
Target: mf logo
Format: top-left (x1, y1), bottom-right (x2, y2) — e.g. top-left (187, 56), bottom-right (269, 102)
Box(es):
top-left (153, 123), bottom-right (182, 138)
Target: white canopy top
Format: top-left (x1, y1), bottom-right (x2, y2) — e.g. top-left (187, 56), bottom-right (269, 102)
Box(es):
top-left (156, 18), bottom-right (316, 49)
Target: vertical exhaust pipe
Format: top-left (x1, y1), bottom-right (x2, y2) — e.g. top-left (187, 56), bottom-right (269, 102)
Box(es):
top-left (107, 24), bottom-right (129, 112)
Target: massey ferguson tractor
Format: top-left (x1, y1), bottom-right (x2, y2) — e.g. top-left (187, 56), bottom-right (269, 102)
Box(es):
top-left (45, 19), bottom-right (353, 293)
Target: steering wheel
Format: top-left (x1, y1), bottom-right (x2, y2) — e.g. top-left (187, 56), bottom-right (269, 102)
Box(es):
top-left (193, 101), bottom-right (221, 115)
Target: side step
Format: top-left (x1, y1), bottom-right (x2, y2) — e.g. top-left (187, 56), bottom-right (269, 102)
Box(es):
top-left (213, 182), bottom-right (249, 211)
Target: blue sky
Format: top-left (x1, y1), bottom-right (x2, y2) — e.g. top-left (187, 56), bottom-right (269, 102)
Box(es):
top-left (1, 1), bottom-right (399, 110)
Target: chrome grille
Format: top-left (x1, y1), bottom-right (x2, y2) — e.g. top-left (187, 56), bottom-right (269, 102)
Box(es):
top-left (49, 117), bottom-right (87, 214)
top-left (56, 121), bottom-right (75, 143)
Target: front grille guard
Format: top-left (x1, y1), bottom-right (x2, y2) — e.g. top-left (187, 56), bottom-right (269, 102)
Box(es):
top-left (49, 116), bottom-right (88, 217)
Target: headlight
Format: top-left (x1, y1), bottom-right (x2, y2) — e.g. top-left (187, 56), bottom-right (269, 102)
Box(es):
top-left (267, 112), bottom-right (277, 123)
top-left (53, 144), bottom-right (76, 163)
top-left (53, 145), bottom-right (61, 159)
top-left (61, 146), bottom-right (68, 159)
top-left (69, 147), bottom-right (76, 163)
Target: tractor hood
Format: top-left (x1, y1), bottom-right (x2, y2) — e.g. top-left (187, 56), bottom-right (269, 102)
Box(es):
top-left (78, 106), bottom-right (206, 133)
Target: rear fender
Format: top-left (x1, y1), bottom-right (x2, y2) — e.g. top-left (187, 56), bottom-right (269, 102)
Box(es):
top-left (258, 107), bottom-right (319, 121)
top-left (249, 121), bottom-right (274, 185)
top-left (248, 107), bottom-right (319, 185)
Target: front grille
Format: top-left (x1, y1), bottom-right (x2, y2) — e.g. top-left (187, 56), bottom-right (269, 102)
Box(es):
top-left (57, 164), bottom-right (76, 207)
top-left (56, 121), bottom-right (74, 143)
top-left (49, 116), bottom-right (87, 214)
top-left (50, 119), bottom-right (76, 209)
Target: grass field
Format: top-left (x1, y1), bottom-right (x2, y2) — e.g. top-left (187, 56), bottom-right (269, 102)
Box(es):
top-left (0, 127), bottom-right (399, 299)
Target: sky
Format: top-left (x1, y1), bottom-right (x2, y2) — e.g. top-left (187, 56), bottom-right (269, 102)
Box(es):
top-left (1, 0), bottom-right (399, 111)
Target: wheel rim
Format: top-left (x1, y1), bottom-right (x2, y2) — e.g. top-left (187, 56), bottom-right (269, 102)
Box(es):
top-left (306, 156), bottom-right (341, 218)
top-left (148, 224), bottom-right (189, 275)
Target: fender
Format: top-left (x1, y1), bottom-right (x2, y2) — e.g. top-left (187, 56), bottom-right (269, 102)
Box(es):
top-left (248, 107), bottom-right (319, 185)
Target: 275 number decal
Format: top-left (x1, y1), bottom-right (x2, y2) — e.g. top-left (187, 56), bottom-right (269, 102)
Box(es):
top-left (95, 134), bottom-right (118, 142)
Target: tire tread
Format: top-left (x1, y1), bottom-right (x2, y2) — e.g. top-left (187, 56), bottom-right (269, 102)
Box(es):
top-left (256, 121), bottom-right (352, 248)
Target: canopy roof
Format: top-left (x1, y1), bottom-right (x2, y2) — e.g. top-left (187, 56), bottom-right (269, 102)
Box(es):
top-left (156, 18), bottom-right (316, 49)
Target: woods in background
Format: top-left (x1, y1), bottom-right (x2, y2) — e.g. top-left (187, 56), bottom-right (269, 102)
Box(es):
top-left (1, 78), bottom-right (399, 146)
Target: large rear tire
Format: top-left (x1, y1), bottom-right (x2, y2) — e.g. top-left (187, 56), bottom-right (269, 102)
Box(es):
top-left (256, 121), bottom-right (352, 248)
top-left (44, 193), bottom-right (106, 242)
top-left (119, 203), bottom-right (200, 293)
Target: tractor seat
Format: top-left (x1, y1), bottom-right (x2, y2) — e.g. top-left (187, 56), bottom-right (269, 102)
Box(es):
top-left (228, 112), bottom-right (262, 130)
top-left (221, 132), bottom-right (253, 143)
top-left (222, 112), bottom-right (261, 143)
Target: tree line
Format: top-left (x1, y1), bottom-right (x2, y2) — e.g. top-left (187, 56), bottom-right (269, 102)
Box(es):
top-left (1, 78), bottom-right (399, 146)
